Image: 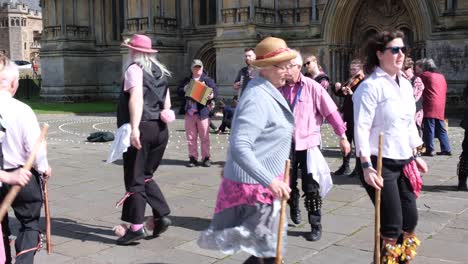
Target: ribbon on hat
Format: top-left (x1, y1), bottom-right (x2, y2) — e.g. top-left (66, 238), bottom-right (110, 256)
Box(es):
top-left (256, 47), bottom-right (291, 60)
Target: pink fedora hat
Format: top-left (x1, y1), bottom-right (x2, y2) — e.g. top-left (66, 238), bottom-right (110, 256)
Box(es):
top-left (122, 34), bottom-right (158, 53)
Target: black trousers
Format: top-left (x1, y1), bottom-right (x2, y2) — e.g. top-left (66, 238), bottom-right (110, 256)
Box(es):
top-left (122, 121), bottom-right (171, 224)
top-left (0, 169), bottom-right (43, 264)
top-left (290, 144), bottom-right (321, 226)
top-left (357, 157), bottom-right (418, 239)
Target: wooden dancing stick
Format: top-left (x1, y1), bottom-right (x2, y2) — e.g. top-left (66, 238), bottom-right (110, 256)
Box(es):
top-left (43, 177), bottom-right (52, 254)
top-left (0, 124), bottom-right (49, 222)
top-left (374, 133), bottom-right (384, 264)
top-left (275, 159), bottom-right (290, 264)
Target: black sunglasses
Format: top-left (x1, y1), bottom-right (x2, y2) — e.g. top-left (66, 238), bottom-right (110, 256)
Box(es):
top-left (303, 61), bottom-right (311, 67)
top-left (384, 46), bottom-right (407, 54)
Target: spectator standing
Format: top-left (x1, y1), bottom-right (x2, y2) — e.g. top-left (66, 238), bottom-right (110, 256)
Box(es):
top-left (333, 59), bottom-right (365, 177)
top-left (402, 57), bottom-right (425, 139)
top-left (419, 58), bottom-right (452, 156)
top-left (177, 59), bottom-right (218, 167)
top-left (303, 55), bottom-right (330, 91)
top-left (233, 48), bottom-right (256, 98)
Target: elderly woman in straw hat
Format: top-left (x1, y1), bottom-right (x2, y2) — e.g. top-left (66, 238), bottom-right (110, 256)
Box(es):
top-left (198, 37), bottom-right (295, 264)
top-left (114, 34), bottom-right (175, 245)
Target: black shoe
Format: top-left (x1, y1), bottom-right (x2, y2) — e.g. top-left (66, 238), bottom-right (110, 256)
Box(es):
top-left (334, 164), bottom-right (352, 176)
top-left (422, 151), bottom-right (436, 157)
top-left (288, 190), bottom-right (302, 225)
top-left (436, 151), bottom-right (452, 156)
top-left (116, 227), bottom-right (147, 245)
top-left (458, 183), bottom-right (468, 191)
top-left (187, 157), bottom-right (198, 167)
top-left (305, 225), bottom-right (322, 241)
top-left (243, 255), bottom-right (260, 264)
top-left (202, 157), bottom-right (211, 167)
top-left (151, 216), bottom-right (171, 238)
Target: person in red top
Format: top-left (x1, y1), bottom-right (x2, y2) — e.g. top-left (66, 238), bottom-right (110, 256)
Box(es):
top-left (418, 58), bottom-right (452, 156)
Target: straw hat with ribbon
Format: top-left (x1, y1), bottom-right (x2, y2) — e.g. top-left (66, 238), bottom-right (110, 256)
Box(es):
top-left (122, 34), bottom-right (158, 53)
top-left (251, 37), bottom-right (296, 67)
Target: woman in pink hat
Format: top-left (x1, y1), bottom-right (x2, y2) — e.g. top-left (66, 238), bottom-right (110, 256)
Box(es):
top-left (198, 37), bottom-right (295, 264)
top-left (115, 34), bottom-right (175, 245)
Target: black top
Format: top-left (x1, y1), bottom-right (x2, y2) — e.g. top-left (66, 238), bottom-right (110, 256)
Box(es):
top-left (117, 63), bottom-right (168, 128)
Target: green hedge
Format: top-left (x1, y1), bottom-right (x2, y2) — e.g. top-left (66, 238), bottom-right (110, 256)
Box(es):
top-left (15, 78), bottom-right (41, 100)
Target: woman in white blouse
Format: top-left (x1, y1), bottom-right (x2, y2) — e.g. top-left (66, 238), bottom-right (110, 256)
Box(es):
top-left (353, 30), bottom-right (428, 264)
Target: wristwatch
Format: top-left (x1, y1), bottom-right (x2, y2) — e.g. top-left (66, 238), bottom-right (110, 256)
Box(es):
top-left (362, 161), bottom-right (373, 169)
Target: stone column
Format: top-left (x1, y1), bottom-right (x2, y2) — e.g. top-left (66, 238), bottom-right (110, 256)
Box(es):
top-left (274, 0), bottom-right (278, 24)
top-left (311, 0), bottom-right (317, 22)
top-left (73, 0), bottom-right (77, 24)
top-left (249, 0), bottom-right (254, 23)
top-left (189, 0), bottom-right (193, 26)
top-left (217, 0), bottom-right (222, 24)
top-left (148, 0), bottom-right (154, 32)
top-left (61, 0), bottom-right (66, 36)
top-left (123, 0), bottom-right (128, 32)
top-left (176, 0), bottom-right (181, 28)
top-left (89, 0), bottom-right (94, 35)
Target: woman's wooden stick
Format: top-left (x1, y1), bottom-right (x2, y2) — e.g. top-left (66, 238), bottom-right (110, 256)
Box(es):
top-left (275, 159), bottom-right (291, 264)
top-left (0, 124), bottom-right (49, 222)
top-left (43, 177), bottom-right (52, 254)
top-left (374, 133), bottom-right (384, 264)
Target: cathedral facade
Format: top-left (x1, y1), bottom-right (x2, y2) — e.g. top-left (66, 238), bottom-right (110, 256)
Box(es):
top-left (39, 0), bottom-right (468, 107)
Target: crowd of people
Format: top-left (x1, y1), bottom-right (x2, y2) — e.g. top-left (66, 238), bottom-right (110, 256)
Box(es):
top-left (0, 29), bottom-right (464, 263)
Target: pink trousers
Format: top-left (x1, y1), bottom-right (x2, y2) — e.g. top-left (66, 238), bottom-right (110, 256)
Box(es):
top-left (184, 114), bottom-right (210, 159)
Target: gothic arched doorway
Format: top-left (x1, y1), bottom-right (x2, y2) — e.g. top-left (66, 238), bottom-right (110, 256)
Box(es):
top-left (322, 0), bottom-right (431, 82)
top-left (195, 42), bottom-right (216, 82)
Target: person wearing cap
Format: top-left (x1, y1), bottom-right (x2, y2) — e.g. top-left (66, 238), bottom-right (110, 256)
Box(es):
top-left (177, 59), bottom-right (218, 167)
top-left (116, 34), bottom-right (174, 245)
top-left (281, 50), bottom-right (350, 241)
top-left (0, 53), bottom-right (51, 263)
top-left (198, 37), bottom-right (295, 264)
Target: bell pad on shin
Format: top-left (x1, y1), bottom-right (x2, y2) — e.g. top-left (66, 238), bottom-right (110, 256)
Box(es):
top-left (304, 192), bottom-right (322, 212)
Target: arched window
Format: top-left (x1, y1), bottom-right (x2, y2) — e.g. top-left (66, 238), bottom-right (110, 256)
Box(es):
top-left (10, 19), bottom-right (14, 27)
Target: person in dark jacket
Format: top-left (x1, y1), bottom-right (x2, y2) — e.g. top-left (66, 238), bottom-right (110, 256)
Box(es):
top-left (177, 59), bottom-right (218, 167)
top-left (458, 82), bottom-right (468, 191)
top-left (216, 96), bottom-right (238, 134)
top-left (333, 59), bottom-right (365, 177)
top-left (116, 34), bottom-right (173, 245)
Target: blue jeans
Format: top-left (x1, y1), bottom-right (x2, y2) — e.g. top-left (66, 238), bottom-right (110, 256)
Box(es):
top-left (423, 118), bottom-right (451, 152)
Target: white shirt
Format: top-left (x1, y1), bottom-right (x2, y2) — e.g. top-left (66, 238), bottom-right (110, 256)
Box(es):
top-left (0, 90), bottom-right (48, 173)
top-left (353, 67), bottom-right (423, 160)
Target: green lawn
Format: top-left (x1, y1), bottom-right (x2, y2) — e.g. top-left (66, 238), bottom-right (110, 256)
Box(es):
top-left (22, 100), bottom-right (116, 114)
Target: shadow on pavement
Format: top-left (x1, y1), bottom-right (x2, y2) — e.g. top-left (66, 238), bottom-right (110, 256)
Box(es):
top-left (421, 184), bottom-right (459, 192)
top-left (45, 217), bottom-right (116, 244)
top-left (168, 215), bottom-right (211, 231)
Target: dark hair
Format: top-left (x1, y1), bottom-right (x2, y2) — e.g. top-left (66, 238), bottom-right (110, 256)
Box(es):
top-left (363, 30), bottom-right (405, 75)
top-left (244, 48), bottom-right (254, 53)
top-left (404, 57), bottom-right (414, 70)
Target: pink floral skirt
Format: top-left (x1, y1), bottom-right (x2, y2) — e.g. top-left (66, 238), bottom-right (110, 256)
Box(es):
top-left (214, 177), bottom-right (279, 213)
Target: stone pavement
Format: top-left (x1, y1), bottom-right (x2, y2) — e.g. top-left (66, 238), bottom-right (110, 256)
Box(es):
top-left (9, 114), bottom-right (466, 264)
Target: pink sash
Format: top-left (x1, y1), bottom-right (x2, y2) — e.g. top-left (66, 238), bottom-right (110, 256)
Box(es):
top-left (403, 160), bottom-right (423, 198)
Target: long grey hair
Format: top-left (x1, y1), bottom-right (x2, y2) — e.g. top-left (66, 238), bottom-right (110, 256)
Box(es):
top-left (126, 50), bottom-right (172, 78)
